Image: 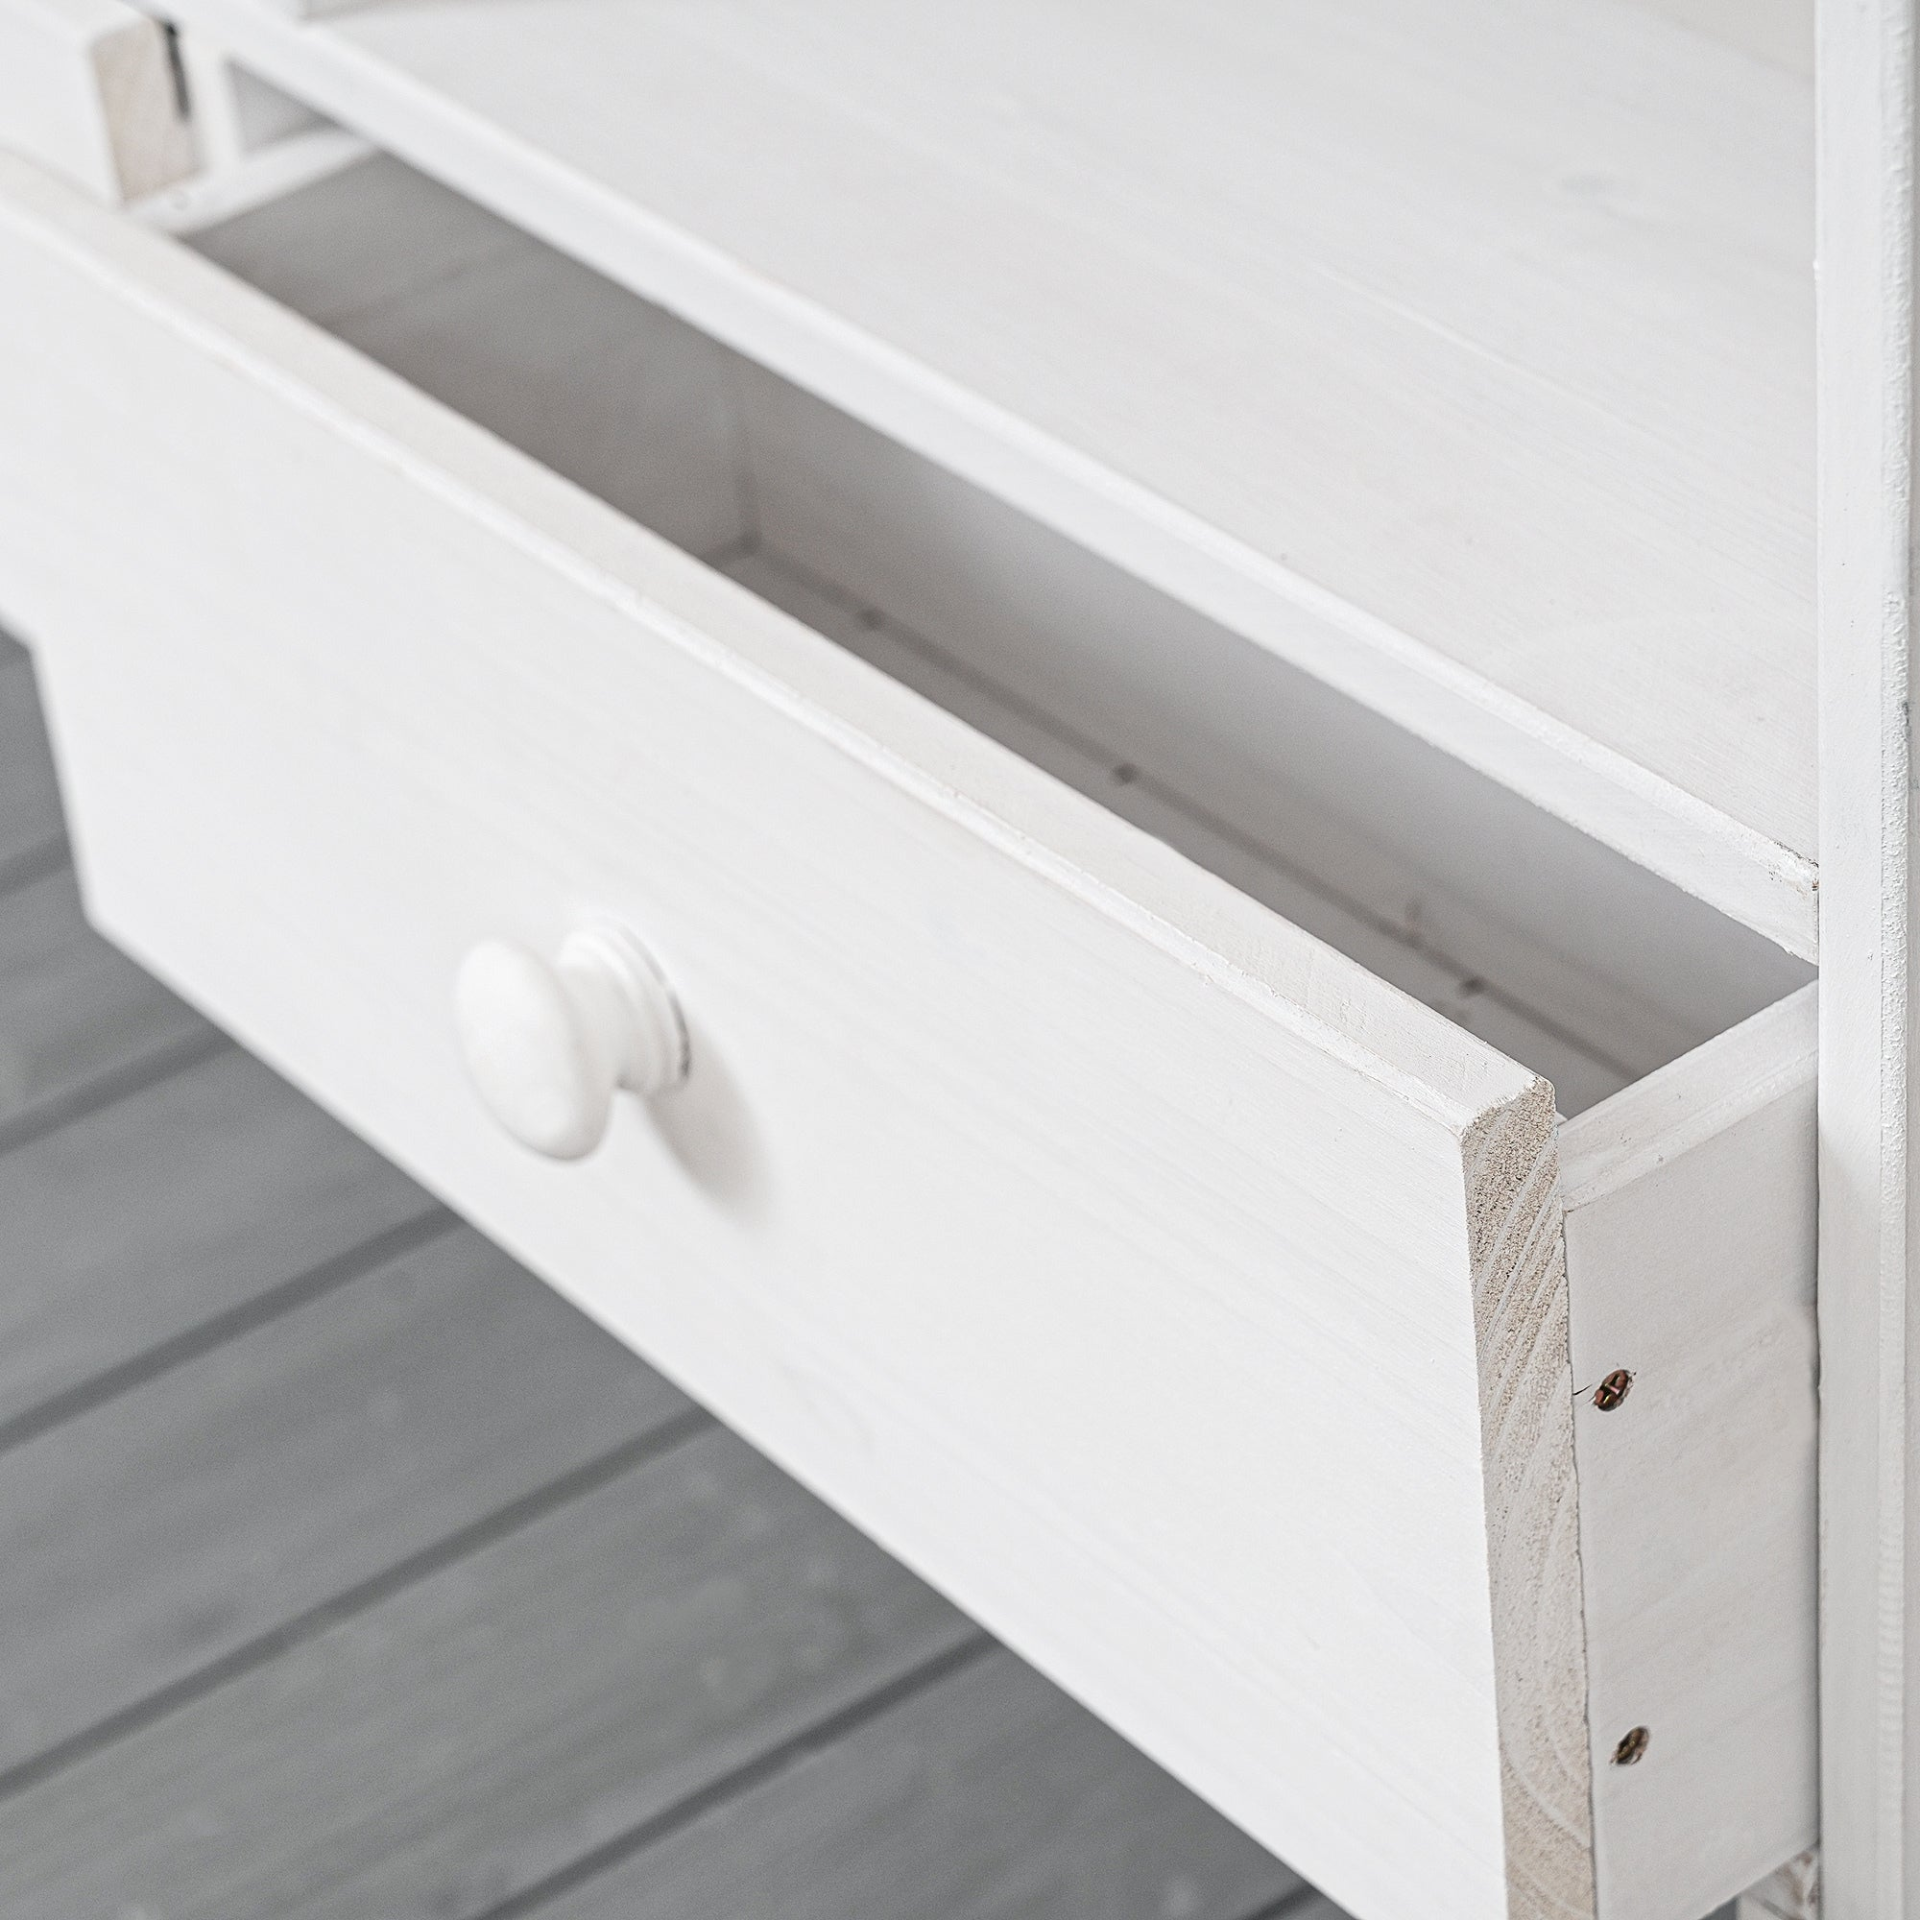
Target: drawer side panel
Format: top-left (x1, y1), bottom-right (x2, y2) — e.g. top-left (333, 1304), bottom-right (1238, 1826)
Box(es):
top-left (1560, 987), bottom-right (1819, 1919)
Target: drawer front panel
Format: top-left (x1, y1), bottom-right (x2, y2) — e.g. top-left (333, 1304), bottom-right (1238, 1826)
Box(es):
top-left (0, 155), bottom-right (1585, 1920)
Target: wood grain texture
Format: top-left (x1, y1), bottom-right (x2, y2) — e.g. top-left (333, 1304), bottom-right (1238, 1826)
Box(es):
top-left (0, 1427), bottom-right (977, 1920)
top-left (135, 0), bottom-right (1816, 947)
top-left (0, 653), bottom-right (1322, 1920)
top-left (0, 151), bottom-right (1580, 1918)
top-left (0, 864), bottom-right (212, 1147)
top-left (0, 1223), bottom-right (693, 1774)
top-left (1561, 987), bottom-right (1818, 1918)
top-left (1738, 1850), bottom-right (1820, 1919)
top-left (1814, 0), bottom-right (1918, 1911)
top-left (1464, 1082), bottom-right (1594, 1920)
top-left (532, 1647), bottom-right (1303, 1920)
top-left (0, 0), bottom-right (195, 200)
top-left (179, 152), bottom-right (1809, 1109)
top-left (0, 1042), bottom-right (435, 1429)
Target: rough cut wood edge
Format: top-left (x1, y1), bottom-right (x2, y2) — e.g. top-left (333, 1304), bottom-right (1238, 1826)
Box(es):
top-left (0, 0), bottom-right (195, 203)
top-left (89, 16), bottom-right (196, 200)
top-left (1740, 1849), bottom-right (1821, 1920)
top-left (1815, 0), bottom-right (1916, 1911)
top-left (1465, 1079), bottom-right (1596, 1920)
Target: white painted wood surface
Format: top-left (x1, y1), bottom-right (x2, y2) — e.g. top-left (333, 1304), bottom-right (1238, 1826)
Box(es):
top-left (172, 153), bottom-right (1809, 1123)
top-left (1560, 987), bottom-right (1818, 1920)
top-left (130, 122), bottom-right (370, 236)
top-left (246, 0), bottom-right (367, 18)
top-left (1631, 0), bottom-right (1811, 69)
top-left (177, 154), bottom-right (748, 563)
top-left (0, 0), bottom-right (194, 201)
top-left (0, 149), bottom-right (1583, 1920)
top-left (1815, 0), bottom-right (1920, 1912)
top-left (725, 363), bottom-right (1811, 1103)
top-left (122, 0), bottom-right (1817, 952)
top-left (167, 27), bottom-right (325, 177)
top-left (0, 145), bottom-right (1822, 1920)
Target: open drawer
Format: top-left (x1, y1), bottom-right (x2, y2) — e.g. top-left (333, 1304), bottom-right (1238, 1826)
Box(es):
top-left (0, 148), bottom-right (1815, 1920)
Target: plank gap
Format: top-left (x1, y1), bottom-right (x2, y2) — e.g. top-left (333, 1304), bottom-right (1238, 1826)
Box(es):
top-left (464, 1631), bottom-right (1000, 1920)
top-left (1237, 1889), bottom-right (1340, 1920)
top-left (0, 836), bottom-right (68, 905)
top-left (0, 1023), bottom-right (230, 1161)
top-left (0, 1408), bottom-right (714, 1806)
top-left (0, 1204), bottom-right (456, 1460)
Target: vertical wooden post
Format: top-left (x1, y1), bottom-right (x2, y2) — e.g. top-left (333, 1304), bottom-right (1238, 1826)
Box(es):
top-left (1818, 0), bottom-right (1918, 1911)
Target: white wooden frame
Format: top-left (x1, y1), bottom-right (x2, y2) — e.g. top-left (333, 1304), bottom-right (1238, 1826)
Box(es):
top-left (1818, 0), bottom-right (1920, 1912)
top-left (111, 0), bottom-right (1822, 958)
top-left (2, 0), bottom-right (1888, 1908)
top-left (0, 139), bottom-right (1830, 1916)
top-left (0, 0), bottom-right (194, 201)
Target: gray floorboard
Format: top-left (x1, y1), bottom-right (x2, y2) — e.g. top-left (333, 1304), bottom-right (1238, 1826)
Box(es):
top-left (0, 1044), bottom-right (435, 1434)
top-left (533, 1645), bottom-right (1304, 1920)
top-left (0, 1429), bottom-right (978, 1920)
top-left (0, 653), bottom-right (63, 885)
top-left (0, 865), bottom-right (213, 1149)
top-left (0, 1225), bottom-right (694, 1777)
top-left (0, 605), bottom-right (1337, 1909)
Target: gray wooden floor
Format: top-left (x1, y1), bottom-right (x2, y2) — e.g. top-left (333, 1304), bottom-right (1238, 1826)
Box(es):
top-left (0, 628), bottom-right (1342, 1919)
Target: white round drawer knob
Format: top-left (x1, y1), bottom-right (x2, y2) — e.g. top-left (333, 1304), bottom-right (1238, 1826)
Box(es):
top-left (454, 924), bottom-right (690, 1160)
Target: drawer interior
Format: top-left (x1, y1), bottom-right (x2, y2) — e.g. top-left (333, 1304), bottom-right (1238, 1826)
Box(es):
top-left (183, 148), bottom-right (1812, 1117)
top-left (0, 121), bottom-right (1817, 1919)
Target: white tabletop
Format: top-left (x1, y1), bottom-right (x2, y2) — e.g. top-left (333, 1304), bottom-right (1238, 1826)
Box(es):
top-left (166, 0), bottom-right (1815, 950)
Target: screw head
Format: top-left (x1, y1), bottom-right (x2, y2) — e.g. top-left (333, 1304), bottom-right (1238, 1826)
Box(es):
top-left (1592, 1368), bottom-right (1634, 1412)
top-left (1610, 1725), bottom-right (1651, 1766)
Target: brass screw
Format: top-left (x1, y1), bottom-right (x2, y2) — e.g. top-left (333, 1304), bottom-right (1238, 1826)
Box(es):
top-left (1611, 1726), bottom-right (1651, 1767)
top-left (1592, 1369), bottom-right (1634, 1412)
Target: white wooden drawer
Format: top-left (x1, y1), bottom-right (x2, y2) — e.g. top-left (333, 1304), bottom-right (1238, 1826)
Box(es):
top-left (0, 149), bottom-right (1814, 1920)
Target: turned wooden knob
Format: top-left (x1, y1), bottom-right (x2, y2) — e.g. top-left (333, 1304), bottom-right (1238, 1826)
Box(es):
top-left (454, 924), bottom-right (689, 1159)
